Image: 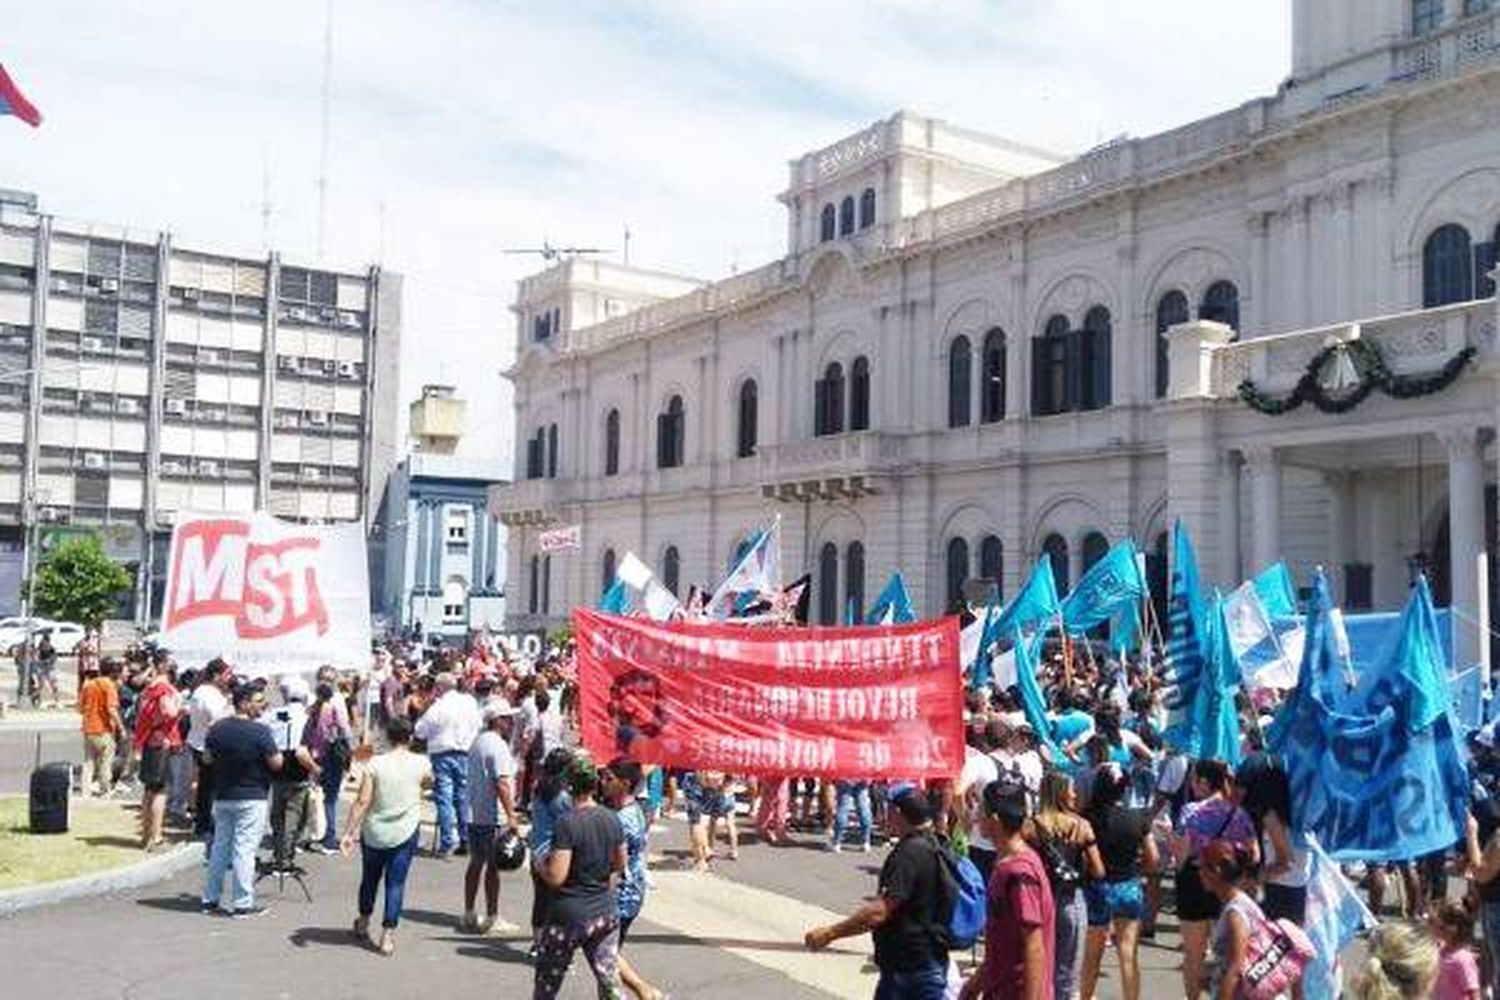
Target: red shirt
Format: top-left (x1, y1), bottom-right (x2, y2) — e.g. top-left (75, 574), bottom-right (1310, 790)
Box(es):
top-left (133, 679), bottom-right (184, 752)
top-left (979, 847), bottom-right (1055, 1000)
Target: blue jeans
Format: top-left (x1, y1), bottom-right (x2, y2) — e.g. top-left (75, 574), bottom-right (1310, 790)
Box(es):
top-left (203, 798), bottom-right (269, 910)
top-left (319, 756), bottom-right (345, 849)
top-left (873, 962), bottom-right (948, 1000)
top-left (431, 751), bottom-right (469, 852)
top-left (1055, 886), bottom-right (1086, 1000)
top-left (832, 781), bottom-right (872, 847)
top-left (360, 829), bottom-right (420, 928)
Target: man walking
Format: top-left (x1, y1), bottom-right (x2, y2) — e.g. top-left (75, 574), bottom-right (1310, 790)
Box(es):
top-left (78, 659), bottom-right (123, 796)
top-left (202, 681), bottom-right (283, 917)
top-left (804, 785), bottom-right (952, 999)
top-left (461, 699), bottom-right (520, 932)
top-left (187, 658), bottom-right (234, 840)
top-left (415, 671), bottom-right (480, 856)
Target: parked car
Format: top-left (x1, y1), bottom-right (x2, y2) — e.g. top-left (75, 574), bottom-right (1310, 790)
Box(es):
top-left (0, 617), bottom-right (54, 654)
top-left (6, 620), bottom-right (86, 658)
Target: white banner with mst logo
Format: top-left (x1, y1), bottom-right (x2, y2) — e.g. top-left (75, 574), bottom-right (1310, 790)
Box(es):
top-left (160, 512), bottom-right (372, 676)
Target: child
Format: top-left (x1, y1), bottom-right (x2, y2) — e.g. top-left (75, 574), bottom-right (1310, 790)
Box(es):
top-left (1432, 900), bottom-right (1481, 1000)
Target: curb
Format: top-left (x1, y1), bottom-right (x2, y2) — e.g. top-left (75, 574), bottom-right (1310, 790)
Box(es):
top-left (0, 840), bottom-right (203, 917)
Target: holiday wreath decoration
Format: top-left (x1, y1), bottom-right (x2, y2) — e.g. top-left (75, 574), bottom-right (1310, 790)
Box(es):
top-left (1237, 337), bottom-right (1477, 416)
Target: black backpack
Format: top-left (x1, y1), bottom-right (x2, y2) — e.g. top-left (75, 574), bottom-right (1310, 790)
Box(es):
top-left (1034, 822), bottom-right (1083, 891)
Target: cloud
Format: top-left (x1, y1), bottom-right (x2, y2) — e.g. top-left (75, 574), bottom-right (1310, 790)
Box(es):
top-left (1, 0), bottom-right (1290, 473)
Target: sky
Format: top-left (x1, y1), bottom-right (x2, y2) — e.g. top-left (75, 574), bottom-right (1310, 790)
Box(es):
top-left (2, 1), bottom-right (1291, 473)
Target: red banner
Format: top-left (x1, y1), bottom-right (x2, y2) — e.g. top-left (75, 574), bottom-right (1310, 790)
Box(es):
top-left (575, 609), bottom-right (964, 780)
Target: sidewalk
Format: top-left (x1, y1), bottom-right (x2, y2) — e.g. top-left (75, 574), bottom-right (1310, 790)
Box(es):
top-left (0, 656), bottom-right (79, 727)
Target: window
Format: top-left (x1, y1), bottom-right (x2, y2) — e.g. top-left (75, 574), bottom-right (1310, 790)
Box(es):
top-left (1042, 533), bottom-right (1070, 593)
top-left (981, 328), bottom-right (1005, 423)
top-left (1424, 224), bottom-right (1474, 307)
top-left (445, 507), bottom-right (469, 546)
top-left (814, 362), bottom-right (845, 436)
top-left (1467, 0), bottom-right (1495, 15)
top-left (528, 555), bottom-right (539, 615)
top-left (602, 548), bottom-right (617, 597)
top-left (859, 188), bottom-right (876, 230)
top-left (1081, 532), bottom-right (1110, 574)
top-left (948, 336), bottom-right (972, 428)
top-left (1155, 290), bottom-right (1189, 399)
top-left (604, 408), bottom-right (620, 476)
top-left (846, 541), bottom-right (866, 623)
top-left (839, 196), bottom-right (855, 237)
top-left (945, 537), bottom-right (970, 613)
top-left (850, 356), bottom-right (871, 431)
top-left (1479, 224), bottom-right (1499, 299)
top-left (1031, 315), bottom-right (1072, 417)
top-left (1413, 0), bottom-right (1443, 34)
top-left (737, 380), bottom-right (758, 458)
top-left (546, 423), bottom-right (559, 478)
top-left (525, 427), bottom-right (546, 480)
top-left (818, 542), bottom-right (839, 625)
top-left (1079, 306), bottom-right (1112, 411)
top-left (820, 204), bottom-right (836, 243)
top-left (541, 555), bottom-right (552, 615)
top-left (979, 535), bottom-right (1003, 598)
top-left (1200, 280), bottom-right (1240, 333)
top-left (657, 396), bottom-right (685, 468)
top-left (662, 545), bottom-right (680, 597)
top-left (442, 579), bottom-right (467, 623)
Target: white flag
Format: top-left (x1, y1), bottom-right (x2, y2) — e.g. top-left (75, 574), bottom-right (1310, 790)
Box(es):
top-left (642, 579), bottom-right (681, 622)
top-left (617, 552), bottom-right (654, 591)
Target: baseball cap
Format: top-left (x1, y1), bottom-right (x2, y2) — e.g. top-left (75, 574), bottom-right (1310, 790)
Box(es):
top-left (482, 699), bottom-right (519, 723)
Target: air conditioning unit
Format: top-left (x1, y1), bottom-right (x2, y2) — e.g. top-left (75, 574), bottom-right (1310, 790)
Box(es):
top-left (99, 278), bottom-right (119, 294)
top-left (319, 307), bottom-right (338, 323)
top-left (182, 287), bottom-right (199, 301)
top-left (198, 460), bottom-right (220, 477)
top-left (82, 452), bottom-right (105, 469)
top-left (306, 410), bottom-right (328, 427)
top-left (162, 459), bottom-right (186, 474)
top-left (278, 355), bottom-right (298, 371)
top-left (164, 398), bottom-right (187, 416)
top-left (304, 467), bottom-right (322, 481)
top-left (337, 361), bottom-right (355, 378)
top-left (200, 348), bottom-right (221, 364)
top-left (82, 336), bottom-right (103, 352)
top-left (117, 398), bottom-right (139, 415)
top-left (340, 313), bottom-right (361, 329)
top-left (322, 358), bottom-right (337, 374)
top-left (278, 412), bottom-right (300, 428)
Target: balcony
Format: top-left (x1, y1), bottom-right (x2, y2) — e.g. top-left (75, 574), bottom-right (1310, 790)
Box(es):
top-left (487, 478), bottom-right (576, 526)
top-left (757, 430), bottom-right (906, 503)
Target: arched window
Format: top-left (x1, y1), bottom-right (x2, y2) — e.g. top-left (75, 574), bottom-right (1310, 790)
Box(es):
top-left (1424, 224), bottom-right (1474, 308)
top-left (839, 196), bottom-right (855, 237)
top-left (979, 535), bottom-right (1003, 597)
top-left (604, 408), bottom-right (620, 476)
top-left (850, 356), bottom-right (871, 431)
top-left (602, 548), bottom-right (617, 597)
top-left (1155, 290), bottom-right (1189, 399)
top-left (1032, 315), bottom-right (1072, 416)
top-left (1081, 532), bottom-right (1110, 574)
top-left (820, 204), bottom-right (836, 242)
top-left (815, 362), bottom-right (845, 436)
top-left (818, 542), bottom-right (839, 625)
top-left (662, 545), bottom-right (680, 597)
top-left (945, 537), bottom-right (970, 612)
top-left (981, 328), bottom-right (1005, 423)
top-left (948, 335), bottom-right (972, 428)
top-left (1042, 533), bottom-right (1070, 593)
top-left (657, 395), bottom-right (684, 468)
top-left (528, 555), bottom-right (539, 614)
top-left (1079, 306), bottom-right (1112, 411)
top-left (1413, 0), bottom-right (1443, 34)
top-left (1200, 280), bottom-right (1240, 333)
top-left (525, 427), bottom-right (546, 479)
top-left (541, 554), bottom-right (552, 614)
top-left (546, 423), bottom-right (559, 478)
top-left (737, 380), bottom-right (758, 458)
top-left (845, 541), bottom-right (866, 623)
top-left (859, 187), bottom-right (876, 230)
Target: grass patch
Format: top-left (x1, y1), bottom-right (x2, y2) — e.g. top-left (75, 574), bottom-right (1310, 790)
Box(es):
top-left (0, 794), bottom-right (164, 890)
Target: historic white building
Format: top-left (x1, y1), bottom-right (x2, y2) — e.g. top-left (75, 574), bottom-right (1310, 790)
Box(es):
top-left (496, 0), bottom-right (1500, 668)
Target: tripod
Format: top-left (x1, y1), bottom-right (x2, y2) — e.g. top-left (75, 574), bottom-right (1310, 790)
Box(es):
top-left (256, 855), bottom-right (313, 903)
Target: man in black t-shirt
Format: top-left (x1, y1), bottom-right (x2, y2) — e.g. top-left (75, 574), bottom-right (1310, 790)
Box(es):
top-left (201, 681), bottom-right (283, 918)
top-left (805, 784), bottom-right (951, 999)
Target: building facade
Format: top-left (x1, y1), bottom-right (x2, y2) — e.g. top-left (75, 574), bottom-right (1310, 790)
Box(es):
top-left (495, 0), bottom-right (1500, 669)
top-left (0, 195), bottom-right (402, 620)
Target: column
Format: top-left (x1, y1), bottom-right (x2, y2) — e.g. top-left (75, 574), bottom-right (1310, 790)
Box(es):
top-left (413, 501), bottom-right (431, 595)
top-left (427, 501), bottom-right (443, 592)
top-left (1324, 470), bottom-right (1356, 603)
top-left (485, 514), bottom-right (500, 592)
top-left (470, 502), bottom-right (485, 594)
top-left (1444, 428), bottom-right (1485, 667)
top-left (1246, 212), bottom-right (1268, 336)
top-left (1245, 444), bottom-right (1282, 574)
top-left (1365, 472), bottom-right (1403, 609)
top-left (1219, 452), bottom-right (1243, 584)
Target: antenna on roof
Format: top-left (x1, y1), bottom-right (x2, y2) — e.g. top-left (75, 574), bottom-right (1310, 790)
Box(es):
top-left (502, 239), bottom-right (608, 263)
top-left (622, 224), bottom-right (631, 266)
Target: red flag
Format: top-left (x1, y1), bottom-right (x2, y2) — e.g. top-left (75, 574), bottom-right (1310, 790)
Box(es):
top-left (0, 64), bottom-right (41, 127)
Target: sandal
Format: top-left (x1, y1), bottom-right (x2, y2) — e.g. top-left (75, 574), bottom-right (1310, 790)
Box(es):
top-left (353, 916), bottom-right (370, 942)
top-left (377, 933), bottom-right (396, 957)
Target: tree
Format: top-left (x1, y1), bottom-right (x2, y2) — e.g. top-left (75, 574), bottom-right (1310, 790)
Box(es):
top-left (28, 535), bottom-right (132, 628)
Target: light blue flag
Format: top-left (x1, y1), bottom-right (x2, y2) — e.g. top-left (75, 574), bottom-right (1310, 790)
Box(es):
top-left (1301, 834), bottom-right (1377, 1000)
top-left (1452, 666), bottom-right (1484, 734)
top-left (1271, 570), bottom-right (1468, 861)
top-left (1110, 603), bottom-right (1142, 660)
top-left (1012, 628), bottom-right (1057, 752)
top-left (598, 578), bottom-right (630, 614)
top-left (865, 572), bottom-right (917, 625)
top-left (1252, 561), bottom-right (1298, 619)
top-left (1061, 539), bottom-right (1145, 634)
top-left (994, 558), bottom-right (1061, 638)
top-left (1163, 520), bottom-right (1210, 754)
top-left (1191, 595), bottom-right (1242, 766)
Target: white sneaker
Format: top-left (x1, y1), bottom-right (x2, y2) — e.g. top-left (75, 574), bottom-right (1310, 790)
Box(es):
top-left (826, 841), bottom-right (842, 853)
top-left (861, 841), bottom-right (872, 853)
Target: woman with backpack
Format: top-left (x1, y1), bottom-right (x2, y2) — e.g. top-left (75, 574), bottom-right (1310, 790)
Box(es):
top-left (1198, 840), bottom-right (1265, 1000)
top-left (1174, 759), bottom-right (1259, 1000)
top-left (1029, 770), bottom-right (1104, 1000)
top-left (305, 675), bottom-right (355, 853)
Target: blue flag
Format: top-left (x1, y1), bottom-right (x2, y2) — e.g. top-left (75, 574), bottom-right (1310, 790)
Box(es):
top-left (1252, 561), bottom-right (1298, 619)
top-left (1271, 570), bottom-right (1468, 861)
top-left (1061, 539), bottom-right (1145, 634)
top-left (1163, 520), bottom-right (1210, 754)
top-left (995, 558), bottom-right (1061, 638)
top-left (1191, 595), bottom-right (1242, 766)
top-left (1301, 834), bottom-right (1377, 1000)
top-left (598, 578), bottom-right (629, 614)
top-left (866, 572), bottom-right (917, 625)
top-left (1012, 628), bottom-right (1057, 752)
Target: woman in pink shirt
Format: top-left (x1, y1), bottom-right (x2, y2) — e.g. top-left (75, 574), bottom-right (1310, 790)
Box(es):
top-left (1432, 901), bottom-right (1481, 1000)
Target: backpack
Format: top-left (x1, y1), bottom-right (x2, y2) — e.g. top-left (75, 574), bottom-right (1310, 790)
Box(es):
top-left (930, 834), bottom-right (987, 950)
top-left (1241, 910), bottom-right (1315, 1000)
top-left (1034, 822), bottom-right (1083, 891)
